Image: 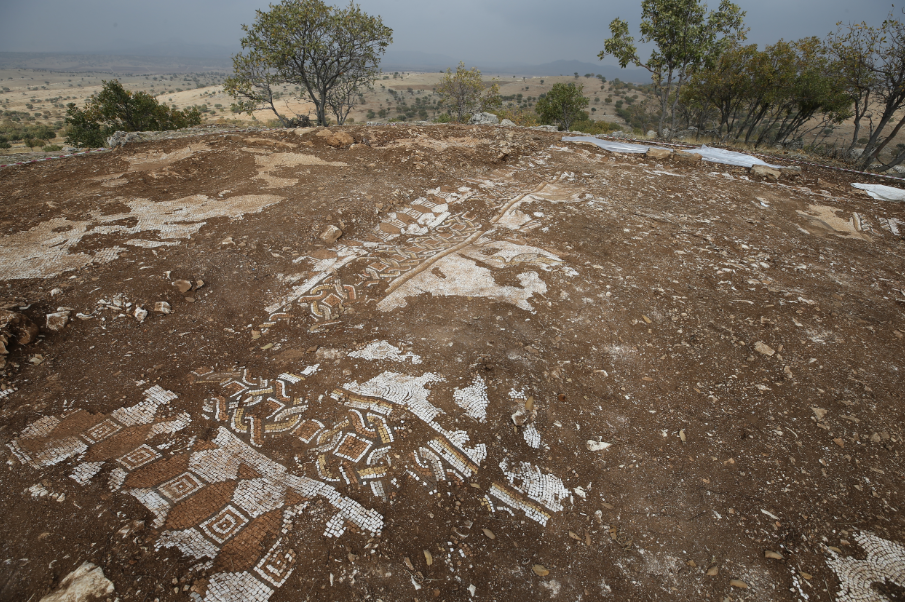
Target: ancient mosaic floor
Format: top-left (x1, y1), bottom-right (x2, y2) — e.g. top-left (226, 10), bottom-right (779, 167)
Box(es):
top-left (1, 126), bottom-right (904, 601)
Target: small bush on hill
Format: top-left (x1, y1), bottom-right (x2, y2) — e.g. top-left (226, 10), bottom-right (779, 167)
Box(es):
top-left (65, 79), bottom-right (201, 148)
top-left (569, 119), bottom-right (622, 135)
top-left (42, 144), bottom-right (62, 152)
top-left (494, 107), bottom-right (540, 127)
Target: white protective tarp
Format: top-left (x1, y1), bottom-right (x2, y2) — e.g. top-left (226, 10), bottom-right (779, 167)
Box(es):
top-left (852, 183), bottom-right (905, 202)
top-left (692, 145), bottom-right (781, 169)
top-left (562, 136), bottom-right (666, 154)
top-left (562, 136), bottom-right (781, 169)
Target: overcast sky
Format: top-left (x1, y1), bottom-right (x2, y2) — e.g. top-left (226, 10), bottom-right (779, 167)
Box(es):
top-left (0, 0), bottom-right (898, 65)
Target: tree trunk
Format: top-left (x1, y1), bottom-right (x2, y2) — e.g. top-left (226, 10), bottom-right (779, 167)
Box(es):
top-left (669, 74), bottom-right (686, 138)
top-left (861, 110), bottom-right (905, 170)
top-left (657, 72), bottom-right (673, 138)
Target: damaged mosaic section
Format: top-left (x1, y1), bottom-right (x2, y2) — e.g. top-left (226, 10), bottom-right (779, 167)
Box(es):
top-left (827, 531), bottom-right (905, 602)
top-left (0, 194), bottom-right (284, 280)
top-left (259, 181), bottom-right (584, 333)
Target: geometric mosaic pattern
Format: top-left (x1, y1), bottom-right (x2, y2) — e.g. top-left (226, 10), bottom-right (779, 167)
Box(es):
top-left (201, 505), bottom-right (249, 544)
top-left (8, 385), bottom-right (383, 602)
top-left (827, 531), bottom-right (905, 602)
top-left (192, 362), bottom-right (575, 529)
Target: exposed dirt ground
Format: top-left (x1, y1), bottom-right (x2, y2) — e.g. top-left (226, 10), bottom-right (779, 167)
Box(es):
top-left (0, 124), bottom-right (904, 602)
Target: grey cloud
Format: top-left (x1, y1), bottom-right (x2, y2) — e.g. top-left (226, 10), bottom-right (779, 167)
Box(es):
top-left (0, 0), bottom-right (897, 68)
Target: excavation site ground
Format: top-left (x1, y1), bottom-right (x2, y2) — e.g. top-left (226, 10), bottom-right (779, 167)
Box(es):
top-left (0, 124), bottom-right (904, 602)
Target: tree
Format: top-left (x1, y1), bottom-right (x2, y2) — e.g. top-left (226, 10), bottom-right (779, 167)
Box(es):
top-left (536, 83), bottom-right (590, 131)
top-left (64, 80), bottom-right (201, 148)
top-left (825, 10), bottom-right (905, 171)
top-left (599, 0), bottom-right (747, 138)
top-left (224, 0), bottom-right (392, 127)
top-left (681, 38), bottom-right (851, 147)
top-left (435, 62), bottom-right (501, 123)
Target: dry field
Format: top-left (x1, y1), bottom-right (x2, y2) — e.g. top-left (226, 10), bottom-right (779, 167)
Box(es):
top-left (0, 68), bottom-right (634, 157)
top-left (0, 123), bottom-right (904, 602)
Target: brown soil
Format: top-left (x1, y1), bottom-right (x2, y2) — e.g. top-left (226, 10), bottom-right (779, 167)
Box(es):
top-left (0, 124), bottom-right (904, 602)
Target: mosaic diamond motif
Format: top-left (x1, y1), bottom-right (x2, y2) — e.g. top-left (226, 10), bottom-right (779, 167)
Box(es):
top-left (201, 504), bottom-right (249, 544)
top-left (159, 471), bottom-right (204, 502)
top-left (83, 418), bottom-right (122, 443)
top-left (118, 444), bottom-right (161, 470)
top-left (254, 542), bottom-right (296, 588)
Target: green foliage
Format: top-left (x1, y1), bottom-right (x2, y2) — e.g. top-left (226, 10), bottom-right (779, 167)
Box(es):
top-left (64, 80), bottom-right (201, 148)
top-left (42, 144), bottom-right (62, 152)
top-left (434, 113), bottom-right (451, 123)
top-left (0, 118), bottom-right (56, 143)
top-left (224, 0), bottom-right (392, 126)
top-left (436, 62), bottom-right (501, 123)
top-left (824, 9), bottom-right (905, 170)
top-left (494, 107), bottom-right (540, 127)
top-left (535, 83), bottom-right (590, 130)
top-left (570, 119), bottom-right (622, 135)
top-left (599, 0), bottom-right (747, 136)
top-left (0, 141), bottom-right (10, 149)
top-left (681, 38), bottom-right (852, 147)
top-left (615, 104), bottom-right (662, 133)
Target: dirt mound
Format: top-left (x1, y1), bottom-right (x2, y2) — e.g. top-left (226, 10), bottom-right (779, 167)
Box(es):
top-left (0, 124), bottom-right (904, 602)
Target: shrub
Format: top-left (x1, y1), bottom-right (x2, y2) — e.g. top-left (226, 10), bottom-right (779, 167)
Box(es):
top-left (0, 141), bottom-right (10, 149)
top-left (570, 119), bottom-right (621, 135)
top-left (495, 107), bottom-right (539, 126)
top-left (42, 144), bottom-right (62, 152)
top-left (536, 82), bottom-right (590, 130)
top-left (65, 79), bottom-right (201, 148)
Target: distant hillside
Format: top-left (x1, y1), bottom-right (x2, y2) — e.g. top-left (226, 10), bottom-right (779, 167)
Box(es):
top-left (0, 50), bottom-right (650, 83)
top-left (0, 52), bottom-right (231, 74)
top-left (382, 51), bottom-right (650, 82)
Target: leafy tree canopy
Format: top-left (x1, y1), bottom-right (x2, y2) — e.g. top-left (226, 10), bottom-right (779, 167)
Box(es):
top-left (599, 0), bottom-right (746, 137)
top-left (224, 0), bottom-right (392, 126)
top-left (435, 62), bottom-right (501, 123)
top-left (535, 83), bottom-right (590, 131)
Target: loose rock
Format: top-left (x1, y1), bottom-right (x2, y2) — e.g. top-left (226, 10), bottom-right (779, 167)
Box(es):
top-left (754, 341), bottom-right (775, 356)
top-left (39, 561), bottom-right (114, 602)
top-left (646, 148), bottom-right (672, 160)
top-left (45, 311), bottom-right (70, 332)
top-left (174, 280), bottom-right (193, 294)
top-left (586, 440), bottom-right (611, 452)
top-left (320, 225), bottom-right (343, 244)
top-left (469, 112), bottom-right (500, 126)
top-left (675, 151), bottom-right (702, 163)
top-left (532, 564), bottom-right (550, 577)
top-left (0, 310), bottom-right (39, 364)
top-left (133, 307), bottom-right (148, 322)
top-left (153, 302), bottom-right (172, 314)
top-left (751, 164), bottom-right (781, 180)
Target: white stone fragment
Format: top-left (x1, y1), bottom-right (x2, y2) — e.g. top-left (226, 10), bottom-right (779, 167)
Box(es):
top-left (453, 376), bottom-right (489, 422)
top-left (586, 440), bottom-right (612, 452)
top-left (349, 340), bottom-right (422, 364)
